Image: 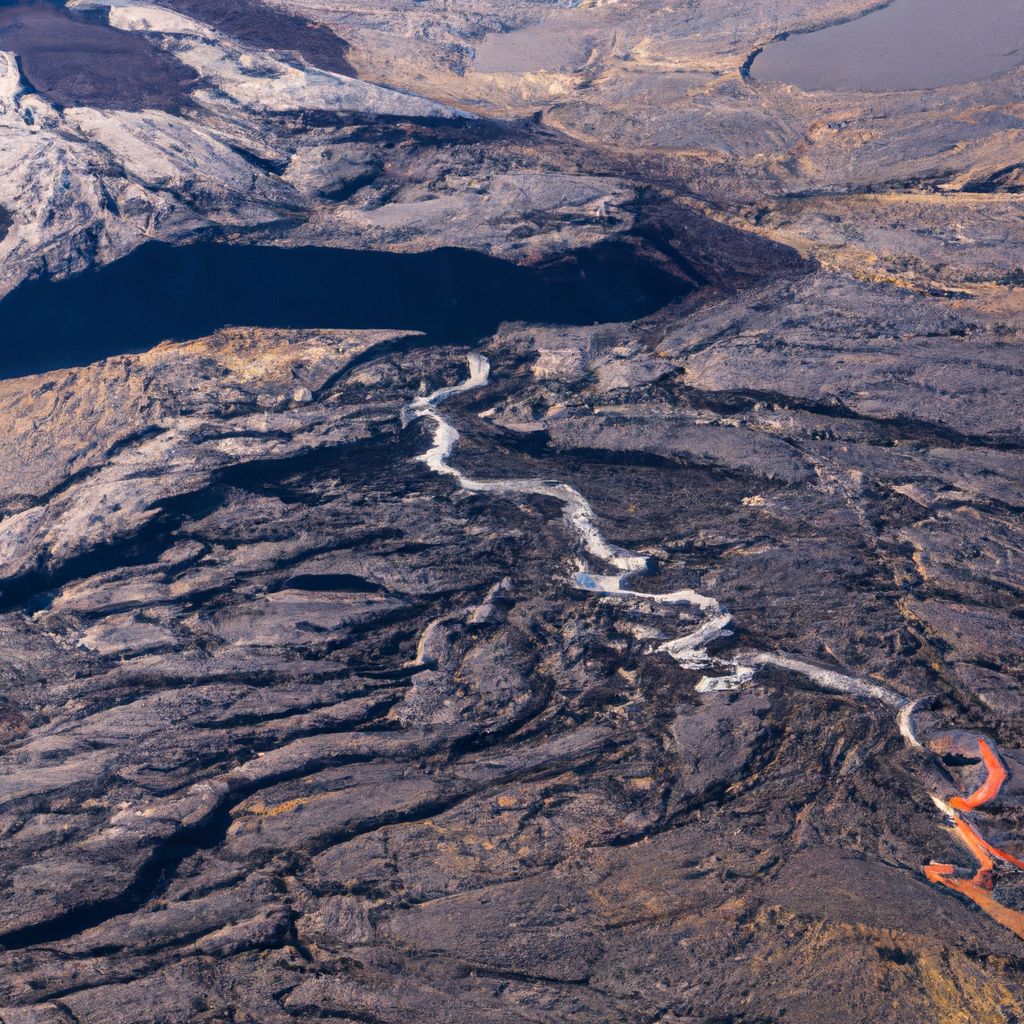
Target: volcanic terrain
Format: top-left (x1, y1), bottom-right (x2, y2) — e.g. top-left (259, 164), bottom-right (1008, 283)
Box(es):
top-left (0, 1), bottom-right (1022, 1021)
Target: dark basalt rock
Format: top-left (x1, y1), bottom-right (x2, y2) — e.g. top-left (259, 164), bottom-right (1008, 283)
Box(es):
top-left (0, 263), bottom-right (1019, 1020)
top-left (159, 0), bottom-right (355, 76)
top-left (0, 1), bottom-right (198, 112)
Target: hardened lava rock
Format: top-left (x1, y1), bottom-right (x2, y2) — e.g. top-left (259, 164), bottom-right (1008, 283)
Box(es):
top-left (0, 0), bottom-right (1022, 1021)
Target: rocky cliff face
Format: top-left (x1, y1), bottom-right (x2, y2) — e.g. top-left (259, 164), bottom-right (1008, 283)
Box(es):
top-left (0, 2), bottom-right (1022, 1022)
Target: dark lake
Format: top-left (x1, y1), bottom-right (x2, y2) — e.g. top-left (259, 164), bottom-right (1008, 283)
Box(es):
top-left (0, 241), bottom-right (692, 379)
top-left (751, 0), bottom-right (1024, 92)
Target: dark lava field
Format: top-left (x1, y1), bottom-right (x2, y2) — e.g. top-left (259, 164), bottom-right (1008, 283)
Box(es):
top-left (0, 1), bottom-right (1022, 1022)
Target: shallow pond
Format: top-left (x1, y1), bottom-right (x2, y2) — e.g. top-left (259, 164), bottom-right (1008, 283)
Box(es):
top-left (751, 0), bottom-right (1024, 92)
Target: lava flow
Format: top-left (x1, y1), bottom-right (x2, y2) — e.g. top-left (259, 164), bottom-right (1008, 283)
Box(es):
top-left (925, 737), bottom-right (1024, 939)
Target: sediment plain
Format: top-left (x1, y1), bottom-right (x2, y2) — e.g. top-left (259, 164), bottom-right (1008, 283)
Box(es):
top-left (0, 1), bottom-right (1022, 1021)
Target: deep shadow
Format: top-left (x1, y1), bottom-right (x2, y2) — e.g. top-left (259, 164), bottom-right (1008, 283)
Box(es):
top-left (0, 240), bottom-right (694, 379)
